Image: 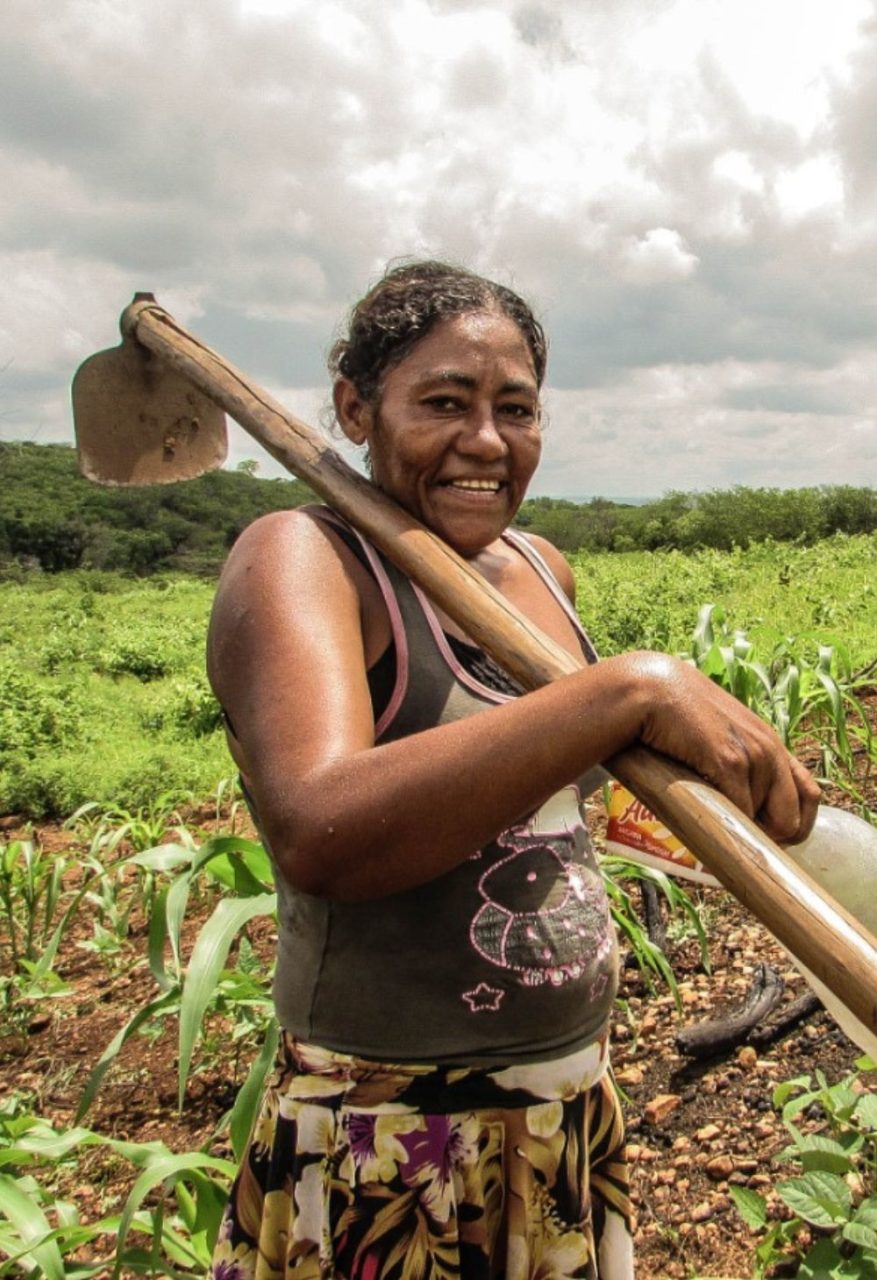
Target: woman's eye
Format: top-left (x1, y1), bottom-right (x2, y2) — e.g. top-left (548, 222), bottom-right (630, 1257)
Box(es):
top-left (500, 403), bottom-right (537, 423)
top-left (424, 396), bottom-right (463, 412)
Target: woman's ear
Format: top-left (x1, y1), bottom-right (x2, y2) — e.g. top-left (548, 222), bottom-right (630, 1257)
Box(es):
top-left (333, 378), bottom-right (372, 446)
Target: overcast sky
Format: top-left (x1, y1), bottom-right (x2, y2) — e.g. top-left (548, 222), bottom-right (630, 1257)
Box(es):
top-left (2, 0), bottom-right (875, 498)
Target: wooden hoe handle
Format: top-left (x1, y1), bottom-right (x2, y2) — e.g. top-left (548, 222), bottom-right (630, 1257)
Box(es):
top-left (120, 298), bottom-right (877, 1040)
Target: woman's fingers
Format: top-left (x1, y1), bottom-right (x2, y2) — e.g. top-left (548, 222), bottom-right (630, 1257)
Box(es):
top-left (719, 724), bottom-right (821, 846)
top-left (634, 654), bottom-right (821, 844)
top-left (787, 756), bottom-right (821, 842)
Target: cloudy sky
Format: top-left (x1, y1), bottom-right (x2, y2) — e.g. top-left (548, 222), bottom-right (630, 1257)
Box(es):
top-left (2, 0), bottom-right (875, 498)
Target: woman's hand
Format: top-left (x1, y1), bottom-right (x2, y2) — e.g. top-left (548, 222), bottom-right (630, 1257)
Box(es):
top-left (623, 651), bottom-right (820, 845)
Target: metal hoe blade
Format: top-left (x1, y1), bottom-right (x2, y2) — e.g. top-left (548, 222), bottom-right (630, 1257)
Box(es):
top-left (72, 325), bottom-right (228, 487)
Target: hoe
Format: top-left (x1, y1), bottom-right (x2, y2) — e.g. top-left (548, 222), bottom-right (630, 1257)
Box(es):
top-left (72, 294), bottom-right (877, 1052)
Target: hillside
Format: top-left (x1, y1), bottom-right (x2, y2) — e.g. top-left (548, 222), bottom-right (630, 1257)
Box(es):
top-left (2, 441), bottom-right (876, 574)
top-left (0, 441), bottom-right (315, 576)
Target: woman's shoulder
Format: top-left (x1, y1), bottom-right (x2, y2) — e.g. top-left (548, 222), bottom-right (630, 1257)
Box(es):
top-left (207, 504), bottom-right (376, 706)
top-left (219, 505), bottom-right (365, 581)
top-left (225, 503), bottom-right (330, 549)
top-left (211, 506), bottom-right (365, 624)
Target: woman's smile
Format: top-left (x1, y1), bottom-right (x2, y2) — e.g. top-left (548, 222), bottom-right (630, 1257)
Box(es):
top-left (442, 478), bottom-right (504, 493)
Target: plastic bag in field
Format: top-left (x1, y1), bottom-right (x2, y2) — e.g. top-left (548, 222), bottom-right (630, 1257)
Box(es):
top-left (604, 782), bottom-right (720, 886)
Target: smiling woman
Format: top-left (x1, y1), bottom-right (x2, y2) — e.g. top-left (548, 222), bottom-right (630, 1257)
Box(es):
top-left (206, 260), bottom-right (819, 1280)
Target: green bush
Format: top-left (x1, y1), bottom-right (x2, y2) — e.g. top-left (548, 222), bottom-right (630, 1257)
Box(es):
top-left (0, 659), bottom-right (84, 761)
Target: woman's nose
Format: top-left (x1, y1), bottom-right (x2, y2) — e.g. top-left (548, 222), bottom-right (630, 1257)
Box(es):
top-left (457, 408), bottom-right (509, 458)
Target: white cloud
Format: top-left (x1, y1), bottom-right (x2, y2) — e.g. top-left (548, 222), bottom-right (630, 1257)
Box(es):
top-left (1, 0), bottom-right (875, 497)
top-left (620, 229), bottom-right (700, 284)
top-left (775, 157), bottom-right (845, 219)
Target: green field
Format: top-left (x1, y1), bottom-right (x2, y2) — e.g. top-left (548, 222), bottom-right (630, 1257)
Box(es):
top-left (572, 534), bottom-right (877, 661)
top-left (2, 532), bottom-right (875, 819)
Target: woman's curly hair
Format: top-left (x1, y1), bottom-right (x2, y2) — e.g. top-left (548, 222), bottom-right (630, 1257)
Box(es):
top-left (328, 260), bottom-right (547, 403)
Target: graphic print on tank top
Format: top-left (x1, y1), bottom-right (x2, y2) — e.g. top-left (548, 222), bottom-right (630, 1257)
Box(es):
top-left (463, 787), bottom-right (613, 1013)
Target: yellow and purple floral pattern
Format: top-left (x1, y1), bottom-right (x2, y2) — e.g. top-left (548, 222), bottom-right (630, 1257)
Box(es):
top-left (211, 1034), bottom-right (633, 1280)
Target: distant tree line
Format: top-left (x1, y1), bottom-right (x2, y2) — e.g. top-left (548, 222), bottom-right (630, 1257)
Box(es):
top-left (1, 442), bottom-right (314, 576)
top-left (2, 442), bottom-right (875, 576)
top-left (515, 486), bottom-right (877, 552)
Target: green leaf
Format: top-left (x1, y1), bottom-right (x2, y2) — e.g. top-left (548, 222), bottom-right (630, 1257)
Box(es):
top-left (205, 852), bottom-right (270, 898)
top-left (228, 1020), bottom-right (279, 1161)
top-left (794, 1133), bottom-right (856, 1175)
top-left (192, 835), bottom-right (274, 889)
top-left (165, 870), bottom-right (193, 981)
top-left (813, 669), bottom-right (851, 755)
top-left (777, 1171), bottom-right (852, 1228)
top-left (774, 1074), bottom-right (813, 1108)
top-left (798, 1235), bottom-right (872, 1279)
top-left (113, 1152), bottom-right (236, 1279)
top-left (856, 1094), bottom-right (877, 1132)
top-left (0, 1121), bottom-right (99, 1165)
top-left (0, 1171), bottom-right (64, 1280)
top-left (129, 843), bottom-right (195, 873)
top-left (177, 893), bottom-right (276, 1109)
top-left (729, 1185), bottom-right (768, 1230)
top-left (147, 884), bottom-right (175, 992)
top-left (855, 1199), bottom-right (877, 1230)
top-left (843, 1221), bottom-right (877, 1251)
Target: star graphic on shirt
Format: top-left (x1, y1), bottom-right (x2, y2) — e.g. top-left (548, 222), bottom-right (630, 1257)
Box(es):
top-left (462, 983), bottom-right (504, 1013)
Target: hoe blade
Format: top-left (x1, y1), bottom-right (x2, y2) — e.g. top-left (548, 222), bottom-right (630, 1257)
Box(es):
top-left (72, 335), bottom-right (228, 486)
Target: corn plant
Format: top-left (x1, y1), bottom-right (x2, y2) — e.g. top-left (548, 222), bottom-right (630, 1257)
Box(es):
top-left (78, 833), bottom-right (277, 1128)
top-left (66, 794), bottom-right (192, 857)
top-left (600, 852), bottom-right (710, 1006)
top-left (212, 776), bottom-right (245, 835)
top-left (690, 604), bottom-right (875, 801)
top-left (0, 840), bottom-right (68, 974)
top-left (0, 1095), bottom-right (235, 1277)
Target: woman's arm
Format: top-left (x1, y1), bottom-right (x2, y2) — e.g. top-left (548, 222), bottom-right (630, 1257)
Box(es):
top-left (208, 511), bottom-right (819, 902)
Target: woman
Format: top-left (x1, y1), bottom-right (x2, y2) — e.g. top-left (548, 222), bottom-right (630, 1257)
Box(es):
top-left (208, 261), bottom-right (819, 1280)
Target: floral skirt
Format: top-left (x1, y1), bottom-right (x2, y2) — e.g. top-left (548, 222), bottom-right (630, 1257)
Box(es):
top-left (211, 1033), bottom-right (634, 1280)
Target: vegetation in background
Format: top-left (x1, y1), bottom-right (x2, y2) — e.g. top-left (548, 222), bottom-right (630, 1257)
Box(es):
top-left (518, 485), bottom-right (877, 554)
top-left (1, 530), bottom-right (874, 818)
top-left (571, 535), bottom-right (877, 663)
top-left (0, 442), bottom-right (314, 578)
top-left (0, 574), bottom-right (228, 816)
top-left (2, 442), bottom-right (876, 577)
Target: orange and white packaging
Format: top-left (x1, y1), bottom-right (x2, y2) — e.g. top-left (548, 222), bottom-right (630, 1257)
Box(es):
top-left (604, 782), bottom-right (720, 886)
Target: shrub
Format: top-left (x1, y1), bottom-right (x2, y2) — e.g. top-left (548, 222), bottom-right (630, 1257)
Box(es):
top-left (0, 660), bottom-right (84, 762)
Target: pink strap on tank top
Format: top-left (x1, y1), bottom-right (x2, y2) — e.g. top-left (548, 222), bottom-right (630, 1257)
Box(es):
top-left (306, 508), bottom-right (410, 738)
top-left (501, 530), bottom-right (599, 664)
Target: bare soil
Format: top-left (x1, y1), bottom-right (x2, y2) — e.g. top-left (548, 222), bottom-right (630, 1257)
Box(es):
top-left (2, 700), bottom-right (875, 1279)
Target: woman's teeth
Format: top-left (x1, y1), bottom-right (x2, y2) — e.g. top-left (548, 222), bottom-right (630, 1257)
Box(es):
top-left (449, 479), bottom-right (501, 491)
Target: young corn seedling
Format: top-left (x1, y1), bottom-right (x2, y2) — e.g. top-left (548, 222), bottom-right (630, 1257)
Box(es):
top-left (599, 852), bottom-right (710, 1006)
top-left (0, 1093), bottom-right (236, 1278)
top-left (0, 840), bottom-right (73, 1023)
top-left (77, 831), bottom-right (277, 1143)
top-left (689, 605), bottom-right (874, 801)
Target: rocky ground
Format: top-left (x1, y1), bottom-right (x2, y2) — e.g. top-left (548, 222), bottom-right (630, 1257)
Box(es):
top-left (613, 890), bottom-right (864, 1278)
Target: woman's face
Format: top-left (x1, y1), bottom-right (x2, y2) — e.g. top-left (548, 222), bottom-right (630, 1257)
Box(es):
top-left (335, 310), bottom-right (543, 557)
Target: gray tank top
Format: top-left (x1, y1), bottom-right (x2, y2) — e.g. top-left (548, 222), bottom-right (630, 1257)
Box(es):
top-left (269, 512), bottom-right (618, 1064)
